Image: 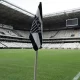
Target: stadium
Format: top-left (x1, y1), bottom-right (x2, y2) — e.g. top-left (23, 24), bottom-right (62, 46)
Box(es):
top-left (0, 0), bottom-right (80, 80)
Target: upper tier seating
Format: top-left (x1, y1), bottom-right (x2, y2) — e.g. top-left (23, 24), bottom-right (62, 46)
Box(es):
top-left (53, 29), bottom-right (80, 39)
top-left (0, 28), bottom-right (18, 37)
top-left (15, 30), bottom-right (29, 38)
top-left (43, 31), bottom-right (57, 39)
top-left (1, 24), bottom-right (80, 40)
top-left (43, 29), bottom-right (80, 39)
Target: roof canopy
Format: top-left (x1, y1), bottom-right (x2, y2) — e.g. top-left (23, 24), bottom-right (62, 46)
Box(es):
top-left (0, 0), bottom-right (80, 30)
top-left (0, 0), bottom-right (34, 30)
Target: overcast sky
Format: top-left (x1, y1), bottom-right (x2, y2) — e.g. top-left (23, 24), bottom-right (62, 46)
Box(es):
top-left (6, 0), bottom-right (80, 15)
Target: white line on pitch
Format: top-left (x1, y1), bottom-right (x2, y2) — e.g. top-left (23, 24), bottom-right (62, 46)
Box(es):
top-left (73, 72), bottom-right (80, 80)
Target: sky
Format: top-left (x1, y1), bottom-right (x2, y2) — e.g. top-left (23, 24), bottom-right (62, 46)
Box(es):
top-left (6, 0), bottom-right (80, 15)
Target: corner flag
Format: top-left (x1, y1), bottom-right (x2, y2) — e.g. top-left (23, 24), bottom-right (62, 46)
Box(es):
top-left (29, 2), bottom-right (43, 51)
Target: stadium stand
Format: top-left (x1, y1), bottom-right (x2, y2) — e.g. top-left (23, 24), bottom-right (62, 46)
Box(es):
top-left (15, 30), bottom-right (29, 38)
top-left (61, 43), bottom-right (79, 49)
top-left (43, 31), bottom-right (57, 38)
top-left (1, 0), bottom-right (80, 49)
top-left (43, 29), bottom-right (80, 39)
top-left (0, 42), bottom-right (5, 48)
top-left (53, 29), bottom-right (80, 38)
top-left (0, 41), bottom-right (32, 49)
top-left (0, 27), bottom-right (18, 37)
top-left (77, 43), bottom-right (80, 48)
top-left (42, 43), bottom-right (80, 49)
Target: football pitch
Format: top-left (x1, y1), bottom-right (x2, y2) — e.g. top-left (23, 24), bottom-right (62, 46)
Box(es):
top-left (0, 49), bottom-right (80, 80)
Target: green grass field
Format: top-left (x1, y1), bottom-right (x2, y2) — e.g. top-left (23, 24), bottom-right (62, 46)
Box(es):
top-left (0, 49), bottom-right (80, 80)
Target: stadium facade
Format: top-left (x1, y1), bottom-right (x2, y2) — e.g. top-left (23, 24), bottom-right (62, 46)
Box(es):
top-left (0, 0), bottom-right (80, 49)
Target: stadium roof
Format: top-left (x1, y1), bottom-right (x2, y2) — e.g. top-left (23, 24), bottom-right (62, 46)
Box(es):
top-left (0, 0), bottom-right (34, 30)
top-left (43, 9), bottom-right (80, 30)
top-left (1, 0), bottom-right (80, 30)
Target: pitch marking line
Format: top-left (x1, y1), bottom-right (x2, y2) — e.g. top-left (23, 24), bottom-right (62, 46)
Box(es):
top-left (73, 72), bottom-right (80, 80)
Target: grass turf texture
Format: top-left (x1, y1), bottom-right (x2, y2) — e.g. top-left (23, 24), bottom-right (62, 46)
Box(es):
top-left (0, 49), bottom-right (80, 80)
